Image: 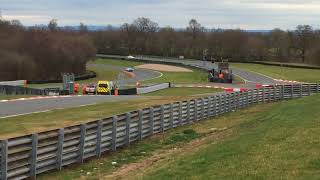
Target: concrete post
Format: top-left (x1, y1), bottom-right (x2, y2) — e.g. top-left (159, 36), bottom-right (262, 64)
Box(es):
top-left (79, 124), bottom-right (86, 163)
top-left (111, 116), bottom-right (118, 151)
top-left (125, 113), bottom-right (131, 146)
top-left (1, 140), bottom-right (8, 180)
top-left (30, 134), bottom-right (38, 178)
top-left (56, 128), bottom-right (64, 170)
top-left (96, 120), bottom-right (103, 157)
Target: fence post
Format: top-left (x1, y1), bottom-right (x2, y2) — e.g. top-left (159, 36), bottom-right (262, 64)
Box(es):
top-left (308, 84), bottom-right (311, 96)
top-left (149, 107), bottom-right (154, 135)
top-left (169, 104), bottom-right (174, 129)
top-left (160, 106), bottom-right (165, 133)
top-left (178, 102), bottom-right (183, 125)
top-left (1, 140), bottom-right (8, 180)
top-left (201, 98), bottom-right (205, 120)
top-left (30, 134), bottom-right (38, 178)
top-left (281, 85), bottom-right (284, 100)
top-left (300, 84), bottom-right (302, 97)
top-left (79, 124), bottom-right (86, 163)
top-left (112, 116), bottom-right (118, 151)
top-left (56, 128), bottom-right (64, 170)
top-left (138, 110), bottom-right (143, 140)
top-left (212, 96), bottom-right (216, 116)
top-left (96, 120), bottom-right (103, 157)
top-left (125, 113), bottom-right (131, 146)
top-left (317, 83), bottom-right (319, 93)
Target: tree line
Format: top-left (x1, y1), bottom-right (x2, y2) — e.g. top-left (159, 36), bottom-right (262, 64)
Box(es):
top-left (91, 17), bottom-right (320, 65)
top-left (0, 19), bottom-right (96, 81)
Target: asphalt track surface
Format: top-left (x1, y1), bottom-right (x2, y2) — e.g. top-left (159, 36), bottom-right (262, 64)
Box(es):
top-left (0, 55), bottom-right (279, 118)
top-left (0, 95), bottom-right (140, 118)
top-left (0, 65), bottom-right (161, 118)
top-left (100, 55), bottom-right (279, 85)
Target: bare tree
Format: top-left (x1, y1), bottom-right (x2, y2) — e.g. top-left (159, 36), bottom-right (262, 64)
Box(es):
top-left (187, 19), bottom-right (203, 40)
top-left (48, 19), bottom-right (58, 31)
top-left (295, 25), bottom-right (314, 63)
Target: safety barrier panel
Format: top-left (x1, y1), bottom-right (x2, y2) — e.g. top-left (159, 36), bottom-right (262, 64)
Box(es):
top-left (0, 83), bottom-right (319, 179)
top-left (0, 85), bottom-right (46, 96)
top-left (0, 81), bottom-right (26, 86)
top-left (137, 83), bottom-right (170, 94)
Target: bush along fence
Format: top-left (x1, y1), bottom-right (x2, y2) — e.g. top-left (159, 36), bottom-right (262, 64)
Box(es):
top-left (0, 84), bottom-right (319, 180)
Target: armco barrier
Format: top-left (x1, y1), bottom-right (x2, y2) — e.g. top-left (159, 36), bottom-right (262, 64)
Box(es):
top-left (0, 84), bottom-right (319, 179)
top-left (137, 83), bottom-right (170, 94)
top-left (0, 85), bottom-right (45, 96)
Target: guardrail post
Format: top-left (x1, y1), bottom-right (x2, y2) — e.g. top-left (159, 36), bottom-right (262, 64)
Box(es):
top-left (212, 96), bottom-right (216, 116)
top-left (178, 102), bottom-right (183, 125)
top-left (56, 128), bottom-right (64, 170)
top-left (317, 83), bottom-right (320, 93)
top-left (96, 120), bottom-right (103, 157)
top-left (160, 106), bottom-right (165, 132)
top-left (300, 84), bottom-right (302, 97)
top-left (112, 116), bottom-right (118, 151)
top-left (207, 97), bottom-right (212, 117)
top-left (201, 98), bottom-right (205, 120)
top-left (187, 101), bottom-right (191, 124)
top-left (1, 140), bottom-right (8, 180)
top-left (228, 94), bottom-right (232, 111)
top-left (149, 107), bottom-right (154, 135)
top-left (281, 85), bottom-right (285, 100)
top-left (291, 84), bottom-right (294, 99)
top-left (30, 134), bottom-right (38, 178)
top-left (308, 84), bottom-right (311, 96)
top-left (169, 104), bottom-right (174, 129)
top-left (79, 124), bottom-right (86, 163)
top-left (138, 110), bottom-right (143, 140)
top-left (194, 100), bottom-right (198, 121)
top-left (125, 113), bottom-right (131, 146)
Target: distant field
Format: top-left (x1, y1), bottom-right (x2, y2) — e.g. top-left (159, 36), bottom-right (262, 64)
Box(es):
top-left (143, 87), bottom-right (222, 96)
top-left (38, 94), bottom-right (320, 180)
top-left (232, 63), bottom-right (320, 83)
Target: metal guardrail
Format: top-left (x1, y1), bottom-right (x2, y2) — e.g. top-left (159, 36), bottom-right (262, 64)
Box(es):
top-left (137, 83), bottom-right (170, 94)
top-left (0, 84), bottom-right (319, 179)
top-left (0, 85), bottom-right (46, 96)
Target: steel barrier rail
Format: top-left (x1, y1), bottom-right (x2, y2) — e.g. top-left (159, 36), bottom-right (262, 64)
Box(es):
top-left (0, 84), bottom-right (319, 180)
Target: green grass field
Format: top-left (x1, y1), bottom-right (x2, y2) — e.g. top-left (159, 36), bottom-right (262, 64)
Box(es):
top-left (144, 88), bottom-right (222, 96)
top-left (144, 69), bottom-right (208, 84)
top-left (37, 94), bottom-right (320, 180)
top-left (232, 63), bottom-right (320, 83)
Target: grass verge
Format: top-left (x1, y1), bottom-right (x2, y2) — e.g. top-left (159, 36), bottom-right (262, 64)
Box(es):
top-left (0, 94), bottom-right (38, 100)
top-left (0, 96), bottom-right (196, 139)
top-left (38, 94), bottom-right (320, 180)
top-left (143, 88), bottom-right (223, 96)
top-left (232, 63), bottom-right (320, 83)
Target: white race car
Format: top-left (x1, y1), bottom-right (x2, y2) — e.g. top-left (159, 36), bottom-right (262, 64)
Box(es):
top-left (127, 55), bottom-right (135, 59)
top-left (125, 67), bottom-right (135, 72)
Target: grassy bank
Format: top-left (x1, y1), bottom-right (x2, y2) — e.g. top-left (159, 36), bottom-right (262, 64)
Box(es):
top-left (232, 63), bottom-right (320, 83)
top-left (37, 94), bottom-right (320, 180)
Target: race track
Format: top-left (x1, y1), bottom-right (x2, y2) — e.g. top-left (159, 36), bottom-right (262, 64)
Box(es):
top-left (1, 55), bottom-right (281, 118)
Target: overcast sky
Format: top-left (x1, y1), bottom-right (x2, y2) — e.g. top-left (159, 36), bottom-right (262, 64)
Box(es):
top-left (1, 0), bottom-right (319, 30)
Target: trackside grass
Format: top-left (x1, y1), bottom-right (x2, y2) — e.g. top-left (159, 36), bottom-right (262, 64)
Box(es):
top-left (232, 63), bottom-right (320, 83)
top-left (38, 94), bottom-right (320, 180)
top-left (143, 87), bottom-right (223, 96)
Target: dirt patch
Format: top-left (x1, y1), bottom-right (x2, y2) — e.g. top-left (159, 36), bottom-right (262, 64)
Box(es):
top-left (135, 64), bottom-right (193, 72)
top-left (104, 128), bottom-right (231, 179)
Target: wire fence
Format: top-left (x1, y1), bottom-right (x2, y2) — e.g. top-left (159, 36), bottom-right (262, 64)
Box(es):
top-left (0, 84), bottom-right (319, 180)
